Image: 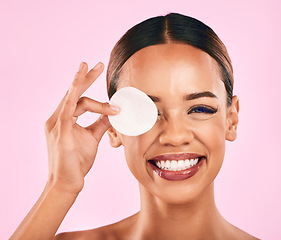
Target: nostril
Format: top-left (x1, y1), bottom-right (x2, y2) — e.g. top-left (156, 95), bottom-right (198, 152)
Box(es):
top-left (159, 133), bottom-right (193, 146)
top-left (159, 124), bottom-right (194, 146)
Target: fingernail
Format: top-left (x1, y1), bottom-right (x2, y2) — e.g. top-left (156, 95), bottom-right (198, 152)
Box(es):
top-left (110, 104), bottom-right (120, 112)
top-left (79, 62), bottom-right (84, 71)
top-left (93, 62), bottom-right (103, 70)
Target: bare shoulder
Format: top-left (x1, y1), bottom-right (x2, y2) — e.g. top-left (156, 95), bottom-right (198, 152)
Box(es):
top-left (226, 223), bottom-right (260, 240)
top-left (54, 228), bottom-right (109, 240)
top-left (233, 230), bottom-right (260, 240)
top-left (54, 213), bottom-right (138, 240)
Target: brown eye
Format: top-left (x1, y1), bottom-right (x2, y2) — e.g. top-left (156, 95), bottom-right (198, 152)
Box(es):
top-left (157, 111), bottom-right (163, 121)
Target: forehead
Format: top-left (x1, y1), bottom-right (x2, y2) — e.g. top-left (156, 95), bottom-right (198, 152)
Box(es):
top-left (118, 43), bottom-right (225, 98)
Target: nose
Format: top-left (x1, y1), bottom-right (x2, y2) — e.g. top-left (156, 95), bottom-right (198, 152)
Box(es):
top-left (158, 116), bottom-right (194, 146)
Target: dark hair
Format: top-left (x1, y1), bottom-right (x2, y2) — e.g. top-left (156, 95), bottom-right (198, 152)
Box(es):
top-left (106, 13), bottom-right (233, 106)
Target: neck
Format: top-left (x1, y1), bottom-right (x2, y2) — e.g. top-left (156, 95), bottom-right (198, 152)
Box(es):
top-left (133, 182), bottom-right (226, 240)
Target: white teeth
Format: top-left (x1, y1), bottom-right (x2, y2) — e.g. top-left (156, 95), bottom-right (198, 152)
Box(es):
top-left (154, 158), bottom-right (200, 171)
top-left (190, 159), bottom-right (194, 166)
top-left (171, 160), bottom-right (177, 171)
top-left (165, 160), bottom-right (171, 169)
top-left (156, 161), bottom-right (161, 168)
top-left (185, 159), bottom-right (191, 168)
top-left (178, 160), bottom-right (185, 168)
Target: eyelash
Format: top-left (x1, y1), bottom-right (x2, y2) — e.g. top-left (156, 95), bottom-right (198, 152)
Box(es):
top-left (157, 105), bottom-right (218, 119)
top-left (188, 105), bottom-right (218, 114)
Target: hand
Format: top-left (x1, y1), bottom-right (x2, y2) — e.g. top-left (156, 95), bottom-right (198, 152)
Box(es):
top-left (44, 62), bottom-right (119, 195)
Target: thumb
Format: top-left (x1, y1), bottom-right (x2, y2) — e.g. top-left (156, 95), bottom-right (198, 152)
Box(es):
top-left (85, 115), bottom-right (111, 143)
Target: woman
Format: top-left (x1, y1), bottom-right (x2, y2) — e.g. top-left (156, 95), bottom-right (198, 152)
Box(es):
top-left (11, 13), bottom-right (259, 240)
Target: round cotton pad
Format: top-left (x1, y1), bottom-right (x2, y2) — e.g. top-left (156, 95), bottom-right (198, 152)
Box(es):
top-left (108, 87), bottom-right (158, 136)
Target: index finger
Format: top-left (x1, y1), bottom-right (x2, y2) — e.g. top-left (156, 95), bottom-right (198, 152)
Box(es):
top-left (60, 62), bottom-right (104, 123)
top-left (72, 61), bottom-right (104, 102)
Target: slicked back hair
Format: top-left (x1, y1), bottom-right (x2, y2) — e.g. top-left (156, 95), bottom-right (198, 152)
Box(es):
top-left (107, 13), bottom-right (233, 106)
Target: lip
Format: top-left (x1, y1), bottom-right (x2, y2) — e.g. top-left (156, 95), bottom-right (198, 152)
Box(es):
top-left (151, 153), bottom-right (203, 161)
top-left (148, 153), bottom-right (206, 181)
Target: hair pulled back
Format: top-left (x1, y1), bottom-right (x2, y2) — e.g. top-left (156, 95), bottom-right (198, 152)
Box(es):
top-left (106, 13), bottom-right (233, 106)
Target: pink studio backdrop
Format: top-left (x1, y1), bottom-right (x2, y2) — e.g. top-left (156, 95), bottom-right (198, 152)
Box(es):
top-left (1, 0), bottom-right (280, 239)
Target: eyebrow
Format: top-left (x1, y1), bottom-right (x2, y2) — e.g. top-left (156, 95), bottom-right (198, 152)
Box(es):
top-left (147, 91), bottom-right (218, 102)
top-left (185, 91), bottom-right (218, 101)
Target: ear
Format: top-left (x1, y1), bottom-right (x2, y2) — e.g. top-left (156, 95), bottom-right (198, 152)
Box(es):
top-left (225, 95), bottom-right (240, 141)
top-left (107, 127), bottom-right (122, 148)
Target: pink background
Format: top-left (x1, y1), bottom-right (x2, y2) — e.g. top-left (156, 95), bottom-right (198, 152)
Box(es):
top-left (1, 0), bottom-right (280, 239)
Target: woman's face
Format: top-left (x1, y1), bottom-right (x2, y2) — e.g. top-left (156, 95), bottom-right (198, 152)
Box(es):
top-left (108, 43), bottom-right (238, 204)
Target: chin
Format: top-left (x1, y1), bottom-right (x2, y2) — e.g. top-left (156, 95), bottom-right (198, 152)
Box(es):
top-left (155, 181), bottom-right (214, 205)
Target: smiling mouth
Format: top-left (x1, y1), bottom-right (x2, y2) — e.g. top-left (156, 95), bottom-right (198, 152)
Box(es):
top-left (150, 157), bottom-right (203, 171)
top-left (148, 154), bottom-right (206, 180)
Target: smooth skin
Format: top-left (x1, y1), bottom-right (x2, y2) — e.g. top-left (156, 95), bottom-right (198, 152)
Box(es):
top-left (10, 44), bottom-right (259, 240)
top-left (10, 62), bottom-right (119, 240)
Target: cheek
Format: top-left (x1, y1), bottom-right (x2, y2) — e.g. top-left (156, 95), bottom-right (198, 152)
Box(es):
top-left (204, 122), bottom-right (225, 150)
top-left (121, 135), bottom-right (152, 179)
top-left (194, 117), bottom-right (226, 164)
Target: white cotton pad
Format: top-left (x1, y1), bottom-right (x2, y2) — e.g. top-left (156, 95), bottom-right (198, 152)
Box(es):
top-left (108, 87), bottom-right (158, 136)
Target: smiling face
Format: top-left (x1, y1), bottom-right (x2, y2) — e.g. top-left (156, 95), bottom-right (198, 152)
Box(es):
top-left (108, 43), bottom-right (239, 204)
